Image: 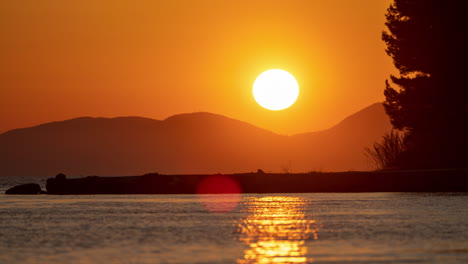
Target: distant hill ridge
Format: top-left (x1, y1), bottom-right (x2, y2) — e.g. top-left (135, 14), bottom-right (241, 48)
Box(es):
top-left (0, 103), bottom-right (391, 176)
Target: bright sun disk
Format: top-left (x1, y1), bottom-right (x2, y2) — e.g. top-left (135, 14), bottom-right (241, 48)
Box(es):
top-left (253, 69), bottom-right (299, 111)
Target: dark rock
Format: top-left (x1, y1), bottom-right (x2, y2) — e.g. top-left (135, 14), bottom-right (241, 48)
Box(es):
top-left (46, 178), bottom-right (59, 194)
top-left (5, 183), bottom-right (42, 194)
top-left (55, 173), bottom-right (66, 180)
top-left (46, 173), bottom-right (68, 194)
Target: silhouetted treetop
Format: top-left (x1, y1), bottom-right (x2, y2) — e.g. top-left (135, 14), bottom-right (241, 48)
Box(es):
top-left (383, 1), bottom-right (466, 77)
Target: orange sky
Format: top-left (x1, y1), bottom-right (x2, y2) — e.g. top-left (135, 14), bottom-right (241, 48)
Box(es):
top-left (0, 0), bottom-right (394, 135)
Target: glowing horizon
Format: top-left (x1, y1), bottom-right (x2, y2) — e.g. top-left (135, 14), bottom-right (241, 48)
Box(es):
top-left (0, 0), bottom-right (394, 135)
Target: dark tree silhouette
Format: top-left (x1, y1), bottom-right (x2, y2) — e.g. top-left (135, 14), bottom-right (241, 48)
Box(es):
top-left (382, 0), bottom-right (468, 169)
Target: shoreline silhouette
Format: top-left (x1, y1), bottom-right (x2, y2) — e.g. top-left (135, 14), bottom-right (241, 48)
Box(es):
top-left (6, 169), bottom-right (468, 194)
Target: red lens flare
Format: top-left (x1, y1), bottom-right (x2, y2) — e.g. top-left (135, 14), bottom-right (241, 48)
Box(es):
top-left (196, 175), bottom-right (242, 213)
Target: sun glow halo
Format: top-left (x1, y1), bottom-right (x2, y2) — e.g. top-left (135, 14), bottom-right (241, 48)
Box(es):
top-left (253, 69), bottom-right (299, 111)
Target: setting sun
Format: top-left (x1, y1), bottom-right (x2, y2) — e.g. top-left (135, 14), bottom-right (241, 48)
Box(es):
top-left (1, 1), bottom-right (466, 263)
top-left (253, 69), bottom-right (300, 111)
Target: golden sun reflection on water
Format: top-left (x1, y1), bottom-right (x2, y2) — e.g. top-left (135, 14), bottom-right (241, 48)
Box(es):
top-left (237, 196), bottom-right (319, 264)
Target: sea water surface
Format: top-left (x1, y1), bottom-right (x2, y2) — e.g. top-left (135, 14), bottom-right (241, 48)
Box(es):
top-left (1, 177), bottom-right (468, 263)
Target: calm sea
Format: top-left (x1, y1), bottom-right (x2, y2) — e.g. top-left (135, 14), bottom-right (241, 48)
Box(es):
top-left (1, 176), bottom-right (468, 264)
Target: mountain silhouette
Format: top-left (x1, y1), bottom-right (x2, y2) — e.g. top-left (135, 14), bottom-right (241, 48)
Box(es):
top-left (0, 103), bottom-right (391, 176)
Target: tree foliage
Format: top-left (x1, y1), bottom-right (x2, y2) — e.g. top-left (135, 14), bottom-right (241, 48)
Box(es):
top-left (382, 0), bottom-right (468, 168)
